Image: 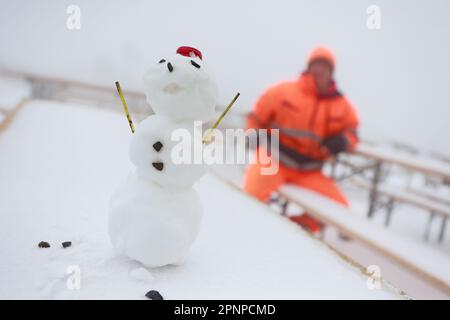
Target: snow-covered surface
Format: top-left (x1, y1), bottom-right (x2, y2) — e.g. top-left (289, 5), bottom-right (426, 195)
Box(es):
top-left (280, 185), bottom-right (450, 290)
top-left (0, 74), bottom-right (30, 109)
top-left (0, 100), bottom-right (401, 299)
top-left (210, 147), bottom-right (450, 299)
top-left (356, 144), bottom-right (450, 181)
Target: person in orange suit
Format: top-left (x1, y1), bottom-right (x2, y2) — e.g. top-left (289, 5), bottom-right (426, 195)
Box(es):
top-left (243, 46), bottom-right (359, 234)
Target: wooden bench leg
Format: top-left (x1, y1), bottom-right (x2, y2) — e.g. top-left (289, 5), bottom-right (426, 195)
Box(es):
top-left (438, 217), bottom-right (447, 243)
top-left (280, 198), bottom-right (289, 216)
top-left (423, 212), bottom-right (435, 242)
top-left (269, 194), bottom-right (289, 216)
top-left (318, 228), bottom-right (325, 241)
top-left (384, 198), bottom-right (395, 227)
top-left (330, 156), bottom-right (338, 180)
top-left (368, 161), bottom-right (382, 218)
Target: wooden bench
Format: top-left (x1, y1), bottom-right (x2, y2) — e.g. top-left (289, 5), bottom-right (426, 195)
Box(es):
top-left (350, 177), bottom-right (450, 242)
top-left (0, 98), bottom-right (28, 134)
top-left (278, 184), bottom-right (450, 296)
top-left (355, 144), bottom-right (450, 182)
top-left (343, 144), bottom-right (450, 218)
top-left (406, 186), bottom-right (450, 207)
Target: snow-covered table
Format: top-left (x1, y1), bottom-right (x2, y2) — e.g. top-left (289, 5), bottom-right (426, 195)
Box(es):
top-left (0, 100), bottom-right (403, 299)
top-left (356, 144), bottom-right (450, 181)
top-left (351, 144), bottom-right (450, 219)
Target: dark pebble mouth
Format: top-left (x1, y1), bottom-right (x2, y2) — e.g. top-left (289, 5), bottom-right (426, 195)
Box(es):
top-left (152, 162), bottom-right (164, 171)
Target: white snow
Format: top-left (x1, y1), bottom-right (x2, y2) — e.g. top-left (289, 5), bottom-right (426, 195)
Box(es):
top-left (129, 267), bottom-right (155, 283)
top-left (0, 74), bottom-right (30, 109)
top-left (0, 100), bottom-right (401, 299)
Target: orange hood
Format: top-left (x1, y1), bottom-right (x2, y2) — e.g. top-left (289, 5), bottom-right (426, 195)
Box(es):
top-left (307, 46), bottom-right (336, 70)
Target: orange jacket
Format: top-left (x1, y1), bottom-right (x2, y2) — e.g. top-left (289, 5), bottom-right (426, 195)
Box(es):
top-left (247, 72), bottom-right (359, 162)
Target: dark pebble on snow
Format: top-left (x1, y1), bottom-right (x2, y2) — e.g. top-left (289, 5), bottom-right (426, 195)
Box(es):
top-left (62, 241), bottom-right (72, 248)
top-left (145, 290), bottom-right (164, 300)
top-left (158, 59), bottom-right (166, 63)
top-left (167, 62), bottom-right (173, 72)
top-left (38, 241), bottom-right (50, 248)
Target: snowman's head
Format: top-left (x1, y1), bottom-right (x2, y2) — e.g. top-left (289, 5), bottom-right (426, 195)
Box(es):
top-left (143, 46), bottom-right (218, 122)
top-left (129, 115), bottom-right (206, 190)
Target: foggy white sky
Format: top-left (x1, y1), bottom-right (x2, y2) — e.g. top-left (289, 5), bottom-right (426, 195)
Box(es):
top-left (1, 0), bottom-right (449, 155)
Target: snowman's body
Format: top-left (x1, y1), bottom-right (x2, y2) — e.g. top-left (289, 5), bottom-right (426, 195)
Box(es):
top-left (129, 115), bottom-right (206, 190)
top-left (108, 47), bottom-right (217, 267)
top-left (109, 172), bottom-right (202, 267)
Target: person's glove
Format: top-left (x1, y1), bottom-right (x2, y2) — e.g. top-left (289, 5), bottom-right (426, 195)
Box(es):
top-left (322, 134), bottom-right (348, 155)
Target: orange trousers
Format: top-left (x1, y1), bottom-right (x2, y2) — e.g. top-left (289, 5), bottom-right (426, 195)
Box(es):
top-left (243, 160), bottom-right (349, 207)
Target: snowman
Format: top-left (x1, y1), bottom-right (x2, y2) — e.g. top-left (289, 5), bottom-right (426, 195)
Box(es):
top-left (109, 47), bottom-right (218, 268)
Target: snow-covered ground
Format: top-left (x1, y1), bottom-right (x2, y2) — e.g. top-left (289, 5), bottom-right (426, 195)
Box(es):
top-left (0, 74), bottom-right (30, 110)
top-left (0, 99), bottom-right (404, 299)
top-left (209, 138), bottom-right (450, 299)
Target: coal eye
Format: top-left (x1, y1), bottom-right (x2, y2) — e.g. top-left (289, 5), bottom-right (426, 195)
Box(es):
top-left (190, 60), bottom-right (200, 69)
top-left (159, 59), bottom-right (166, 63)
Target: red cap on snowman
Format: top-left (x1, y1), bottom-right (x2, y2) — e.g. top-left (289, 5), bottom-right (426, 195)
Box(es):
top-left (176, 46), bottom-right (203, 60)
